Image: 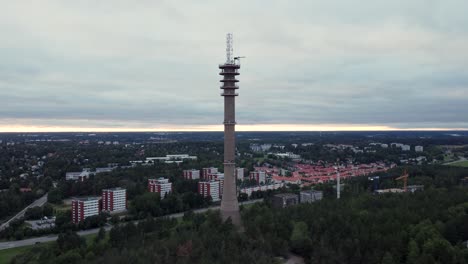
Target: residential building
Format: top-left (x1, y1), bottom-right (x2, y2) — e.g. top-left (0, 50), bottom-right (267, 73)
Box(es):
top-left (145, 154), bottom-right (197, 164)
top-left (272, 193), bottom-right (299, 209)
top-left (102, 188), bottom-right (127, 213)
top-left (402, 145), bottom-right (411, 151)
top-left (300, 190), bottom-right (323, 203)
top-left (202, 167), bottom-right (218, 179)
top-left (274, 152), bottom-right (301, 160)
top-left (407, 185), bottom-right (424, 193)
top-left (235, 167), bottom-right (244, 180)
top-left (198, 180), bottom-right (221, 202)
top-left (206, 172), bottom-right (224, 181)
top-left (239, 183), bottom-right (284, 197)
top-left (148, 178), bottom-right (173, 198)
top-left (415, 146), bottom-right (424, 152)
top-left (250, 171), bottom-right (266, 184)
top-left (183, 169), bottom-right (200, 180)
top-left (71, 197), bottom-right (101, 224)
top-left (65, 169), bottom-right (90, 181)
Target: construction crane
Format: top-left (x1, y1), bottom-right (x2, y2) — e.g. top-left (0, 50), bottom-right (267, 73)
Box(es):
top-left (395, 169), bottom-right (409, 192)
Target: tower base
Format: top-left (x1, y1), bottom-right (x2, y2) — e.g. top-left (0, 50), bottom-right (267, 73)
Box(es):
top-left (221, 209), bottom-right (243, 230)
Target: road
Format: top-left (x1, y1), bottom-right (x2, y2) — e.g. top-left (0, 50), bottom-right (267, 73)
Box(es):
top-left (444, 156), bottom-right (467, 165)
top-left (0, 193), bottom-right (48, 231)
top-left (0, 199), bottom-right (262, 251)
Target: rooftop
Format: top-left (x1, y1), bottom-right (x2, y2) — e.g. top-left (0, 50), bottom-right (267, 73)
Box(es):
top-left (73, 196), bottom-right (101, 201)
top-left (274, 193), bottom-right (298, 198)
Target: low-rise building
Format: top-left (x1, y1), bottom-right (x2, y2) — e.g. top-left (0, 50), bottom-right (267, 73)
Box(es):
top-left (146, 154), bottom-right (197, 164)
top-left (198, 180), bottom-right (221, 202)
top-left (65, 170), bottom-right (90, 181)
top-left (272, 193), bottom-right (299, 208)
top-left (148, 178), bottom-right (173, 198)
top-left (273, 152), bottom-right (301, 160)
top-left (102, 188), bottom-right (127, 213)
top-left (72, 197), bottom-right (101, 224)
top-left (239, 183), bottom-right (284, 197)
top-left (407, 185), bottom-right (424, 193)
top-left (375, 188), bottom-right (405, 194)
top-left (300, 190), bottom-right (323, 203)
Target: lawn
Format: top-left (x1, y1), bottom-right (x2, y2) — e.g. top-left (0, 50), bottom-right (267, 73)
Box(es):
top-left (52, 203), bottom-right (71, 212)
top-left (0, 245), bottom-right (35, 264)
top-left (449, 160), bottom-right (468, 167)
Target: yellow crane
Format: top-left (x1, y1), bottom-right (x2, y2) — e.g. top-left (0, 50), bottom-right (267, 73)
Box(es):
top-left (396, 169), bottom-right (409, 192)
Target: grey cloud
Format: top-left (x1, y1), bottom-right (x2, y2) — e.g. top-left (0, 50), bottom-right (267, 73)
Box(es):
top-left (0, 1), bottom-right (467, 130)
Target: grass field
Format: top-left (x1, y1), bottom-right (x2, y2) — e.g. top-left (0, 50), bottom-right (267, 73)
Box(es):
top-left (449, 160), bottom-right (468, 167)
top-left (52, 203), bottom-right (71, 212)
top-left (0, 245), bottom-right (37, 264)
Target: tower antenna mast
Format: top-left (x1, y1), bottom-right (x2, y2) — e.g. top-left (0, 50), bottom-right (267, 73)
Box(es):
top-left (226, 33), bottom-right (234, 64)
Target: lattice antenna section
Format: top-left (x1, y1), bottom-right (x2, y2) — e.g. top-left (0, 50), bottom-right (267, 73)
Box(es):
top-left (226, 33), bottom-right (234, 64)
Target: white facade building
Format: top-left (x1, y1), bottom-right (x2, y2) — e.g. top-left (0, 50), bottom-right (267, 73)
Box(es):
top-left (102, 188), bottom-right (127, 213)
top-left (235, 167), bottom-right (244, 180)
top-left (202, 167), bottom-right (218, 179)
top-left (146, 154), bottom-right (197, 164)
top-left (72, 197), bottom-right (101, 224)
top-left (198, 181), bottom-right (221, 202)
top-left (300, 190), bottom-right (323, 203)
top-left (183, 169), bottom-right (200, 180)
top-left (239, 183), bottom-right (285, 197)
top-left (148, 178), bottom-right (173, 198)
top-left (250, 171), bottom-right (266, 184)
top-left (415, 146), bottom-right (424, 152)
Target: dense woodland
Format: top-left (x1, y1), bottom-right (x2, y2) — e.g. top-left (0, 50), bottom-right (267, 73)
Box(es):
top-left (8, 165), bottom-right (468, 264)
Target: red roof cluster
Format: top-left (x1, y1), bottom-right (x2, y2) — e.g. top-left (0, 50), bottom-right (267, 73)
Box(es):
top-left (268, 162), bottom-right (394, 185)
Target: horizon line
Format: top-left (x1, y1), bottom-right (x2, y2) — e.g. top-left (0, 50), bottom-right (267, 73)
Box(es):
top-left (0, 124), bottom-right (467, 133)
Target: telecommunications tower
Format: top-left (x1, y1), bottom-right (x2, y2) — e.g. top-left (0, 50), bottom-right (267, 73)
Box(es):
top-left (219, 33), bottom-right (242, 227)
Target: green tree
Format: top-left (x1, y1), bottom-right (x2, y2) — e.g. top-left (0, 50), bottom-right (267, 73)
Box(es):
top-left (57, 231), bottom-right (85, 252)
top-left (407, 240), bottom-right (419, 264)
top-left (95, 227), bottom-right (106, 243)
top-left (290, 221), bottom-right (312, 256)
top-left (382, 252), bottom-right (396, 264)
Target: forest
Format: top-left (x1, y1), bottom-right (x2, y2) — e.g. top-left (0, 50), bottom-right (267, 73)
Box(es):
top-left (8, 165), bottom-right (468, 264)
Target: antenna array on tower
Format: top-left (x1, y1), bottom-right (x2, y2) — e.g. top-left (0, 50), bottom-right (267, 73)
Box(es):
top-left (226, 33), bottom-right (234, 64)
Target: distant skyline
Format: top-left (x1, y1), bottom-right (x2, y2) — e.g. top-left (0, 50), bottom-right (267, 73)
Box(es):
top-left (1, 1), bottom-right (468, 132)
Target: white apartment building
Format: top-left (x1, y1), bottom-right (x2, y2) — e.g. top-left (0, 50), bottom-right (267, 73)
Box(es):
top-left (183, 169), bottom-right (200, 180)
top-left (102, 188), bottom-right (127, 212)
top-left (72, 197), bottom-right (101, 224)
top-left (202, 167), bottom-right (218, 179)
top-left (250, 171), bottom-right (266, 184)
top-left (198, 180), bottom-right (221, 202)
top-left (236, 167), bottom-right (244, 180)
top-left (148, 178), bottom-right (173, 198)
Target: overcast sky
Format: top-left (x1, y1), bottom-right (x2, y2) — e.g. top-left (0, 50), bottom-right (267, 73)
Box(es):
top-left (1, 0), bottom-right (467, 131)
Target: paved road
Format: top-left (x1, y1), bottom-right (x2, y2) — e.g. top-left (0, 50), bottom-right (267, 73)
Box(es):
top-left (0, 199), bottom-right (263, 251)
top-left (0, 194), bottom-right (48, 231)
top-left (444, 157), bottom-right (467, 165)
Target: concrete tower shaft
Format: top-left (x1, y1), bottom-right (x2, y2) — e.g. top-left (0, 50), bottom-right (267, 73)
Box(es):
top-left (219, 35), bottom-right (242, 227)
